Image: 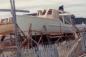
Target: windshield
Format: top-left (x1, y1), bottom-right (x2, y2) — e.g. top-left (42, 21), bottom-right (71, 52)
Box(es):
top-left (59, 15), bottom-right (86, 24)
top-left (59, 15), bottom-right (72, 24)
top-left (64, 15), bottom-right (71, 24)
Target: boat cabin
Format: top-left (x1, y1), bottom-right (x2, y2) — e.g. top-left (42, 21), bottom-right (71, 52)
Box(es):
top-left (37, 9), bottom-right (75, 24)
top-left (37, 9), bottom-right (59, 19)
top-left (0, 9), bottom-right (75, 25)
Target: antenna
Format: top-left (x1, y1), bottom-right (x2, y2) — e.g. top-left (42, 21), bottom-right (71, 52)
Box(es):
top-left (0, 9), bottom-right (29, 13)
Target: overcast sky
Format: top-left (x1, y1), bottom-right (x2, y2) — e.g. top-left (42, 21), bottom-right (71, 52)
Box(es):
top-left (0, 0), bottom-right (86, 18)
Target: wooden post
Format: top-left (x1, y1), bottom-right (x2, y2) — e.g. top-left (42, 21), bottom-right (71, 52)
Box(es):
top-left (28, 24), bottom-right (39, 47)
top-left (28, 24), bottom-right (32, 47)
top-left (81, 32), bottom-right (86, 52)
top-left (43, 25), bottom-right (51, 44)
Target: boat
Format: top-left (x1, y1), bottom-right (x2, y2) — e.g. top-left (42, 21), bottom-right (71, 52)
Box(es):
top-left (0, 8), bottom-right (86, 36)
top-left (0, 7), bottom-right (86, 57)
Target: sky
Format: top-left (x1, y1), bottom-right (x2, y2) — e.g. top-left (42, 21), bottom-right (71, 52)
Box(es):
top-left (0, 0), bottom-right (86, 18)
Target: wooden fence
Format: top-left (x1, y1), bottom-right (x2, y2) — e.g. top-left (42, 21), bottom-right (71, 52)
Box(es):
top-left (0, 44), bottom-right (59, 57)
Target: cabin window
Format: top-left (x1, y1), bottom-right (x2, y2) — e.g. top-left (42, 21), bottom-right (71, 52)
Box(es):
top-left (71, 15), bottom-right (75, 24)
top-left (42, 10), bottom-right (46, 15)
top-left (64, 16), bottom-right (71, 24)
top-left (47, 9), bottom-right (52, 15)
top-left (9, 17), bottom-right (13, 23)
top-left (1, 18), bottom-right (8, 24)
top-left (38, 10), bottom-right (43, 15)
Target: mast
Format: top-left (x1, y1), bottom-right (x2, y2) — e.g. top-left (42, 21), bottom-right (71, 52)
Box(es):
top-left (10, 0), bottom-right (21, 57)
